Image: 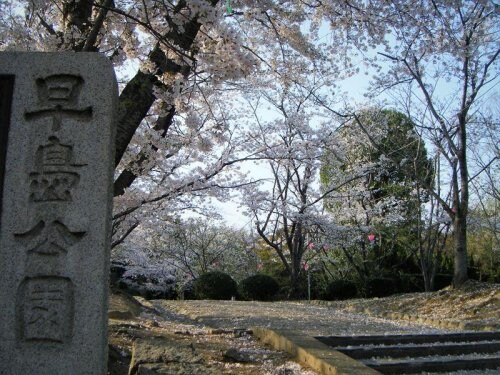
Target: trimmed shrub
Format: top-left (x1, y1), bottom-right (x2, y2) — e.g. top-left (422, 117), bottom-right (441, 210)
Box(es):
top-left (366, 277), bottom-right (398, 298)
top-left (321, 279), bottom-right (358, 300)
top-left (238, 274), bottom-right (279, 301)
top-left (193, 271), bottom-right (238, 300)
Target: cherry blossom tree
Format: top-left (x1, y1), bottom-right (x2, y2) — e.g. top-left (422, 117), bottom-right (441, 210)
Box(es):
top-left (243, 126), bottom-right (321, 296)
top-left (1, 0), bottom-right (256, 242)
top-left (238, 59), bottom-right (345, 296)
top-left (1, 1), bottom-right (331, 243)
top-left (129, 216), bottom-right (258, 286)
top-left (3, 1), bottom-right (496, 292)
top-left (364, 0), bottom-right (499, 287)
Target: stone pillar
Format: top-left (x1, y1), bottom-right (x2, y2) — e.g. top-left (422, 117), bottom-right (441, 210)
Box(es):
top-left (0, 53), bottom-right (117, 374)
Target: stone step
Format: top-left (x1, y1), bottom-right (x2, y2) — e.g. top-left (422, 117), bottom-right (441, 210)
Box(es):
top-left (366, 357), bottom-right (500, 374)
top-left (316, 331), bottom-right (500, 346)
top-left (316, 332), bottom-right (500, 373)
top-left (337, 341), bottom-right (500, 359)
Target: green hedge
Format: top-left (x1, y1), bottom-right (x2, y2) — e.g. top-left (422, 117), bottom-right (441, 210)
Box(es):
top-left (238, 274), bottom-right (279, 301)
top-left (193, 271), bottom-right (238, 300)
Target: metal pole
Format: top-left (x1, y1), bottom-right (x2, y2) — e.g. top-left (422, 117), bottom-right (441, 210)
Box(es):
top-left (307, 269), bottom-right (311, 302)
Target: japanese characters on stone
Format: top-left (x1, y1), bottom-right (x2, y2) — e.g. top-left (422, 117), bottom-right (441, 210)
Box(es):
top-left (15, 74), bottom-right (90, 344)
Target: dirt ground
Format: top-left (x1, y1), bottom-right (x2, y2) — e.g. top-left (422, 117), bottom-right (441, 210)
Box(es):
top-left (108, 291), bottom-right (316, 375)
top-left (330, 280), bottom-right (499, 323)
top-left (107, 280), bottom-right (499, 374)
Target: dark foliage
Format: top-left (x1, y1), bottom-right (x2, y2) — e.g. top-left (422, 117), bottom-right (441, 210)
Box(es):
top-left (433, 274), bottom-right (453, 290)
top-left (238, 274), bottom-right (280, 301)
top-left (366, 277), bottom-right (399, 298)
top-left (321, 279), bottom-right (358, 300)
top-left (180, 279), bottom-right (196, 300)
top-left (110, 261), bottom-right (128, 287)
top-left (193, 271), bottom-right (238, 300)
top-left (394, 273), bottom-right (424, 293)
top-left (116, 276), bottom-right (177, 300)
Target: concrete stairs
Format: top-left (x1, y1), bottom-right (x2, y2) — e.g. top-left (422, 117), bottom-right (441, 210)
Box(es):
top-left (316, 331), bottom-right (500, 374)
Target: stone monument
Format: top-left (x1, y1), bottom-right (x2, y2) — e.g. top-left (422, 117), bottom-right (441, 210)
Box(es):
top-left (0, 53), bottom-right (117, 374)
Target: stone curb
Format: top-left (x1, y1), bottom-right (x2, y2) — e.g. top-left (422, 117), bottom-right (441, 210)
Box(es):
top-left (308, 300), bottom-right (499, 331)
top-left (252, 327), bottom-right (381, 375)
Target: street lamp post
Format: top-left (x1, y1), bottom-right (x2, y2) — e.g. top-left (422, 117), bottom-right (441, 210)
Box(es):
top-left (303, 262), bottom-right (311, 302)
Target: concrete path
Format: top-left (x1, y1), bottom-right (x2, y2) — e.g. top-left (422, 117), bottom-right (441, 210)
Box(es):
top-left (156, 300), bottom-right (450, 337)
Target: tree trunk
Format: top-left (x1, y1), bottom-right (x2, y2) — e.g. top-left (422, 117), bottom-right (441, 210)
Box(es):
top-left (421, 260), bottom-right (437, 292)
top-left (289, 258), bottom-right (302, 299)
top-left (289, 228), bottom-right (304, 299)
top-left (421, 259), bottom-right (432, 292)
top-left (452, 111), bottom-right (469, 288)
top-left (114, 70), bottom-right (157, 167)
top-left (452, 214), bottom-right (468, 287)
top-left (113, 0), bottom-right (221, 189)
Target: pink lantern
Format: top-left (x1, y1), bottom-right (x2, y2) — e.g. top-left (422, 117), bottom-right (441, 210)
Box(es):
top-left (367, 233), bottom-right (376, 243)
